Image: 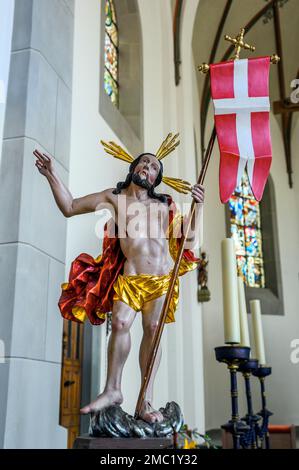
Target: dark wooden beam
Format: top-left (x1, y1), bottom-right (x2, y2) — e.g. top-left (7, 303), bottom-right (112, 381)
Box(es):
top-left (173, 0), bottom-right (183, 86)
top-left (273, 0), bottom-right (293, 187)
top-left (273, 1), bottom-right (286, 98)
top-left (273, 100), bottom-right (299, 115)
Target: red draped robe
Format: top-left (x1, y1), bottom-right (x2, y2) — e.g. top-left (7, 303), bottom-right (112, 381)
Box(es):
top-left (58, 195), bottom-right (200, 325)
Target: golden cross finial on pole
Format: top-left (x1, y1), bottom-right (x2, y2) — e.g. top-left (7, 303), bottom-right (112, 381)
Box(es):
top-left (224, 27), bottom-right (255, 60)
top-left (197, 26), bottom-right (280, 73)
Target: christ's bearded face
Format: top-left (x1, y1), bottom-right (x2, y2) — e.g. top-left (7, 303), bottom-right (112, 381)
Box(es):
top-left (133, 154), bottom-right (161, 187)
top-left (112, 152), bottom-right (166, 202)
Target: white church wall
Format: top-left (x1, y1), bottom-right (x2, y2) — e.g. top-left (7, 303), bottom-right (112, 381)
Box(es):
top-left (174, 0), bottom-right (205, 432)
top-left (138, 0), bottom-right (205, 431)
top-left (69, 0), bottom-right (205, 430)
top-left (69, 0), bottom-right (159, 419)
top-left (260, 115), bottom-right (299, 425)
top-left (136, 0), bottom-right (171, 415)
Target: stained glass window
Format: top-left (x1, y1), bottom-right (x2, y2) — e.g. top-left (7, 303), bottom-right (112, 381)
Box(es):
top-left (104, 0), bottom-right (119, 106)
top-left (228, 172), bottom-right (265, 288)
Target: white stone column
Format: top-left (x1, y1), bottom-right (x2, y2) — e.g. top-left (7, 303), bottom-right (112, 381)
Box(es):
top-left (0, 0), bottom-right (74, 449)
top-left (0, 0), bottom-right (15, 165)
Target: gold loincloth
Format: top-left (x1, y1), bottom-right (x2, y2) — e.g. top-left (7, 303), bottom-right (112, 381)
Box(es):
top-left (113, 272), bottom-right (179, 323)
top-left (60, 210), bottom-right (199, 325)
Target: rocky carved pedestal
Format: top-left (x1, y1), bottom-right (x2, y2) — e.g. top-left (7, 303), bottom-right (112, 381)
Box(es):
top-left (73, 401), bottom-right (183, 449)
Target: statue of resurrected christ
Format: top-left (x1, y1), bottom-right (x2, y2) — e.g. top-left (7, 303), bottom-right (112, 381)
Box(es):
top-left (33, 134), bottom-right (204, 424)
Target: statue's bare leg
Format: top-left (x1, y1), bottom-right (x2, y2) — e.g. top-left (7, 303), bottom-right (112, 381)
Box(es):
top-left (80, 300), bottom-right (137, 414)
top-left (139, 294), bottom-right (165, 423)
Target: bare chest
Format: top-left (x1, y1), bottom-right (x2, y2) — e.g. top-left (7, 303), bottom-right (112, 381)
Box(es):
top-left (113, 198), bottom-right (168, 239)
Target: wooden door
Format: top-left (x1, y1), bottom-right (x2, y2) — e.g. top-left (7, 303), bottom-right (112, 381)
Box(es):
top-left (60, 319), bottom-right (84, 449)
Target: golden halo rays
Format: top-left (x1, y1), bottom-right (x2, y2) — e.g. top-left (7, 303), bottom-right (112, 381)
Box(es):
top-left (100, 133), bottom-right (191, 194)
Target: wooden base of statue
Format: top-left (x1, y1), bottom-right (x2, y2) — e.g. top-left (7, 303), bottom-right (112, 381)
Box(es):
top-left (197, 285), bottom-right (211, 302)
top-left (73, 435), bottom-right (173, 449)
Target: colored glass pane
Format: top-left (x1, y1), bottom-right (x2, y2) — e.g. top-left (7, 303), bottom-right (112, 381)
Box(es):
top-left (229, 196), bottom-right (244, 226)
top-left (228, 171), bottom-right (265, 288)
top-left (105, 1), bottom-right (118, 47)
top-left (236, 255), bottom-right (247, 282)
top-left (247, 257), bottom-right (265, 288)
top-left (244, 199), bottom-right (260, 227)
top-left (104, 0), bottom-right (118, 106)
top-left (106, 0), bottom-right (117, 25)
top-left (105, 34), bottom-right (118, 82)
top-left (104, 69), bottom-right (118, 106)
top-left (231, 223), bottom-right (245, 256)
top-left (245, 226), bottom-right (261, 257)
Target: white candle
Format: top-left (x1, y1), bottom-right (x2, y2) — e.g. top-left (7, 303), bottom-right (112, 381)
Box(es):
top-left (250, 299), bottom-right (266, 365)
top-left (221, 239), bottom-right (240, 344)
top-left (237, 277), bottom-right (250, 348)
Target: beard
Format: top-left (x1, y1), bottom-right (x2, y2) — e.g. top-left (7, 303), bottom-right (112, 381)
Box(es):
top-left (131, 172), bottom-right (153, 191)
top-left (112, 166), bottom-right (167, 203)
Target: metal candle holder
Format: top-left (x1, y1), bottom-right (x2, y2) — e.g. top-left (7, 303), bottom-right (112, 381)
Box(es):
top-left (215, 345), bottom-right (250, 449)
top-left (252, 366), bottom-right (273, 449)
top-left (238, 358), bottom-right (261, 448)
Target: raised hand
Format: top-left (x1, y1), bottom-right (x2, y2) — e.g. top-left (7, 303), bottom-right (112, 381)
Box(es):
top-left (33, 149), bottom-right (54, 177)
top-left (191, 183), bottom-right (205, 204)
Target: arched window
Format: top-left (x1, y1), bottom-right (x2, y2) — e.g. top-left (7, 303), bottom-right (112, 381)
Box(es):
top-left (100, 0), bottom-right (143, 155)
top-left (228, 172), bottom-right (265, 288)
top-left (226, 172), bottom-right (284, 315)
top-left (104, 0), bottom-right (119, 107)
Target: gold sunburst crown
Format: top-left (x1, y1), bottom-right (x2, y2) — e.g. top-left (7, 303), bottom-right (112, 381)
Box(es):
top-left (100, 133), bottom-right (192, 195)
top-left (155, 133), bottom-right (180, 160)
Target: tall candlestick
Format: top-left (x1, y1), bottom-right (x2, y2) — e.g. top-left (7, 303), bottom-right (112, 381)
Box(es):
top-left (250, 300), bottom-right (266, 365)
top-left (221, 239), bottom-right (240, 344)
top-left (237, 277), bottom-right (250, 348)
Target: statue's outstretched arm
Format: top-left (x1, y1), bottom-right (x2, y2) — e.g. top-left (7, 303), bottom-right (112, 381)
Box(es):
top-left (33, 148), bottom-right (113, 218)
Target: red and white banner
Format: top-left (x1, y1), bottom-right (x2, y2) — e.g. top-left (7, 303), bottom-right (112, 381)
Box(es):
top-left (210, 56), bottom-right (272, 203)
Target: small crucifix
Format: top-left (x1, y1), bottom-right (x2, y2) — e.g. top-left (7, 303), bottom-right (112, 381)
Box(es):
top-left (224, 27), bottom-right (255, 61)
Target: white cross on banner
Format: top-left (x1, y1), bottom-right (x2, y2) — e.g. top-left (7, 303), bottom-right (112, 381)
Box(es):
top-left (210, 56), bottom-right (272, 203)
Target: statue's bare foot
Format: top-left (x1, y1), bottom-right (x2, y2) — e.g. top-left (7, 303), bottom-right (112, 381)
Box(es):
top-left (139, 400), bottom-right (164, 424)
top-left (80, 390), bottom-right (123, 415)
